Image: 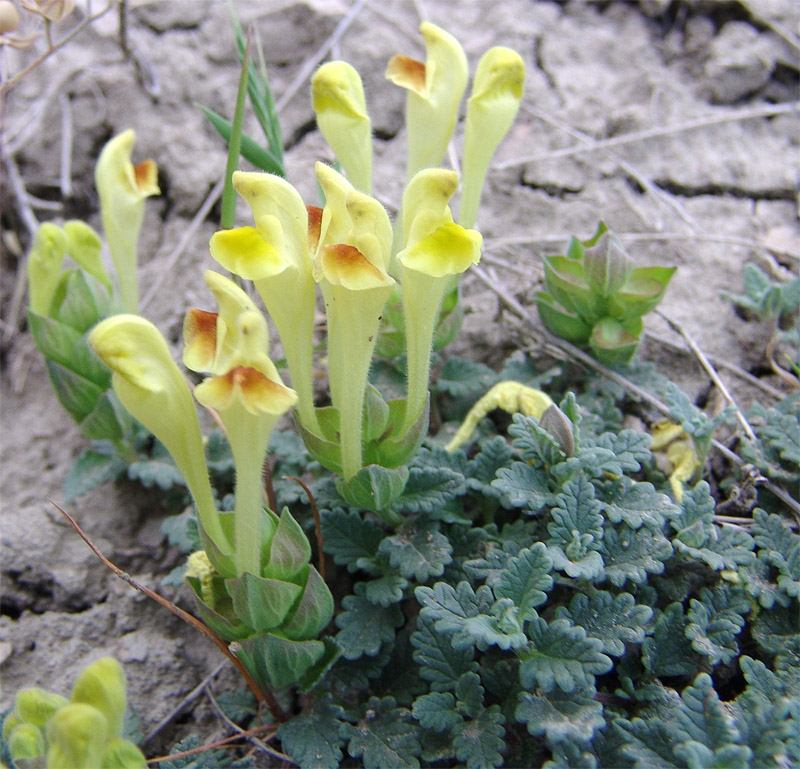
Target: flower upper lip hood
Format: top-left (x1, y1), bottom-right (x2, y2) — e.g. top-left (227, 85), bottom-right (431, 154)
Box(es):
top-left (385, 21), bottom-right (468, 179)
top-left (94, 129), bottom-right (159, 313)
top-left (313, 162), bottom-right (394, 288)
top-left (311, 61), bottom-right (372, 194)
top-left (95, 129), bottom-right (159, 207)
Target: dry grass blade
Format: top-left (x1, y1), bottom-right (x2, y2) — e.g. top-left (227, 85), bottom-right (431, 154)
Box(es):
top-left (496, 102), bottom-right (799, 169)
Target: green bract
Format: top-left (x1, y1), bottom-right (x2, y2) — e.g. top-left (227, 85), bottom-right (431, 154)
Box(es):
top-left (535, 222), bottom-right (676, 364)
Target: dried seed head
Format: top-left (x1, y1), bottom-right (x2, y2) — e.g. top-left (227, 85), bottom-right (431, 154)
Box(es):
top-left (0, 2), bottom-right (20, 34)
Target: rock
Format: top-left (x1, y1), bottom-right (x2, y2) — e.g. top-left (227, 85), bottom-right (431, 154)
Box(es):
top-left (705, 22), bottom-right (776, 103)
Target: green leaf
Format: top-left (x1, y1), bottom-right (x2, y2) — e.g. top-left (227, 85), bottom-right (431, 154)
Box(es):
top-left (494, 543), bottom-right (553, 621)
top-left (519, 614), bottom-right (613, 693)
top-left (508, 413), bottom-right (566, 468)
top-left (416, 582), bottom-right (527, 652)
top-left (615, 717), bottom-right (682, 768)
top-left (436, 357), bottom-right (498, 398)
top-left (277, 695), bottom-right (346, 769)
top-left (642, 602), bottom-right (697, 677)
top-left (336, 465), bottom-right (409, 513)
top-left (214, 689), bottom-right (257, 725)
top-left (127, 450), bottom-right (184, 491)
top-left (492, 462), bottom-right (553, 511)
top-left (363, 569), bottom-right (408, 607)
top-left (753, 509), bottom-right (800, 591)
top-left (63, 448), bottom-right (126, 502)
top-left (602, 477), bottom-right (679, 529)
top-left (411, 614), bottom-right (478, 692)
top-left (395, 466), bottom-right (465, 514)
top-left (320, 508), bottom-right (384, 574)
top-left (161, 734), bottom-right (256, 768)
top-left (199, 105), bottom-right (285, 175)
top-left (752, 603), bottom-right (800, 655)
top-left (544, 740), bottom-right (600, 769)
top-left (675, 673), bottom-right (751, 766)
top-left (685, 585), bottom-right (749, 665)
top-left (452, 704), bottom-right (506, 769)
top-left (547, 477), bottom-right (605, 580)
top-left (263, 508), bottom-right (312, 581)
top-left (516, 686), bottom-right (604, 745)
top-left (344, 696), bottom-right (421, 769)
top-left (335, 583), bottom-right (403, 659)
top-left (601, 523), bottom-right (672, 587)
top-left (412, 692), bottom-right (461, 732)
top-left (379, 519), bottom-right (453, 581)
top-left (556, 591), bottom-right (652, 657)
top-left (161, 509), bottom-right (201, 553)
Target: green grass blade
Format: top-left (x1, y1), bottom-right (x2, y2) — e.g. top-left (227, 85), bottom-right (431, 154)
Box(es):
top-left (199, 105), bottom-right (285, 177)
top-left (220, 30), bottom-right (252, 229)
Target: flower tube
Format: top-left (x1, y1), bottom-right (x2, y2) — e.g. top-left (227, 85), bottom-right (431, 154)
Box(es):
top-left (397, 169), bottom-right (482, 433)
top-left (94, 130), bottom-right (159, 313)
top-left (313, 162), bottom-right (395, 479)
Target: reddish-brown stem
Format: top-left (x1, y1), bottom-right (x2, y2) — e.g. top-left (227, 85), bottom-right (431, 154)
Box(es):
top-left (54, 503), bottom-right (286, 723)
top-left (285, 476), bottom-right (325, 580)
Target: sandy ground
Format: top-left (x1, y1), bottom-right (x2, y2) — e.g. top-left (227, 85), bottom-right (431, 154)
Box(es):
top-left (1, 0), bottom-right (798, 758)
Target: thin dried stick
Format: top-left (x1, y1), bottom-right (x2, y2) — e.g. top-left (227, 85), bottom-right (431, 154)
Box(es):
top-left (206, 685), bottom-right (292, 765)
top-left (655, 310), bottom-right (758, 442)
top-left (54, 504), bottom-right (287, 722)
top-left (496, 102), bottom-right (800, 169)
top-left (146, 723), bottom-right (278, 765)
top-left (0, 1), bottom-right (116, 97)
top-left (58, 91), bottom-right (73, 198)
top-left (143, 661), bottom-right (226, 747)
top-left (285, 475), bottom-right (325, 580)
top-left (275, 0), bottom-right (371, 113)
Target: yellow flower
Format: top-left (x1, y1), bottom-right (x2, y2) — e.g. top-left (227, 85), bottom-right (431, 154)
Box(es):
top-left (89, 315), bottom-right (230, 559)
top-left (396, 169), bottom-right (481, 432)
top-left (186, 274), bottom-right (297, 576)
top-left (386, 21), bottom-right (468, 180)
top-left (312, 61), bottom-right (372, 193)
top-left (209, 172), bottom-right (320, 433)
top-left (312, 163), bottom-right (395, 479)
top-left (94, 130), bottom-right (159, 313)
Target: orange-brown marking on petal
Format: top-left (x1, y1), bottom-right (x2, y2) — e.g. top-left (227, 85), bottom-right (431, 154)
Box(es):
top-left (307, 205), bottom-right (323, 252)
top-left (385, 55), bottom-right (427, 96)
top-left (183, 309), bottom-right (218, 372)
top-left (321, 243), bottom-right (392, 290)
top-left (134, 159), bottom-right (160, 196)
top-left (232, 366), bottom-right (297, 414)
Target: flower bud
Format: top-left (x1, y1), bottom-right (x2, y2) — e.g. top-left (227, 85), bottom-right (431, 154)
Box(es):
top-left (0, 1), bottom-right (20, 33)
top-left (70, 657), bottom-right (127, 737)
top-left (8, 723), bottom-right (45, 761)
top-left (15, 686), bottom-right (69, 729)
top-left (583, 233), bottom-right (632, 298)
top-left (46, 703), bottom-right (108, 769)
top-left (539, 404), bottom-right (575, 457)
